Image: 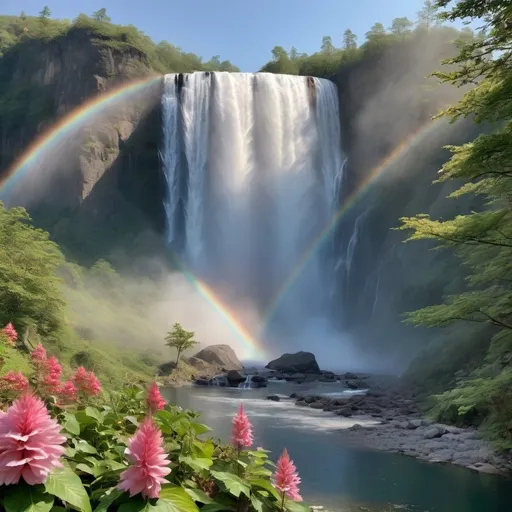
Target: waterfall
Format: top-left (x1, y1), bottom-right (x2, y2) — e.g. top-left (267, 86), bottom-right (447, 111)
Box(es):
top-left (161, 72), bottom-right (345, 351)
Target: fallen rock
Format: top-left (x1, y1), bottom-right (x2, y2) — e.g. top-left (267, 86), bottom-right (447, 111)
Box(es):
top-left (193, 345), bottom-right (243, 371)
top-left (266, 351), bottom-right (321, 374)
top-left (226, 370), bottom-right (245, 385)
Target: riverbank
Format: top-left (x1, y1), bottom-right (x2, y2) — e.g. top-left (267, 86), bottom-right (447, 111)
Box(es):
top-left (290, 388), bottom-right (512, 477)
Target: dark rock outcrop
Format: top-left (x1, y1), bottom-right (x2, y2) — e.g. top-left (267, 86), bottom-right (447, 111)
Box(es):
top-left (266, 352), bottom-right (320, 374)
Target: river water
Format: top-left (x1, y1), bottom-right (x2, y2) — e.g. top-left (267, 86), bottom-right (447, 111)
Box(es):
top-left (162, 381), bottom-right (512, 512)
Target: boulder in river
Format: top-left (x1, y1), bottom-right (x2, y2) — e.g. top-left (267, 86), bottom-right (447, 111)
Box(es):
top-left (226, 370), bottom-right (245, 385)
top-left (266, 351), bottom-right (321, 374)
top-left (193, 344), bottom-right (243, 371)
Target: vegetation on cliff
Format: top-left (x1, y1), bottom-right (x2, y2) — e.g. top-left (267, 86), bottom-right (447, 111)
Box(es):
top-left (400, 0), bottom-right (512, 450)
top-left (260, 1), bottom-right (476, 79)
top-left (0, 8), bottom-right (238, 73)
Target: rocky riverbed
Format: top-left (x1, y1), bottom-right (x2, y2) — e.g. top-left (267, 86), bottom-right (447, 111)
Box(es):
top-left (287, 388), bottom-right (512, 477)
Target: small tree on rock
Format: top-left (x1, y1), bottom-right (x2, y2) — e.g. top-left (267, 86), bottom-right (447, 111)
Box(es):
top-left (165, 322), bottom-right (198, 364)
top-left (92, 8), bottom-right (111, 23)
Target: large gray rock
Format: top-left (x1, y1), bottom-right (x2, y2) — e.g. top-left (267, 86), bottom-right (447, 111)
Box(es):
top-left (266, 351), bottom-right (321, 374)
top-left (193, 345), bottom-right (243, 371)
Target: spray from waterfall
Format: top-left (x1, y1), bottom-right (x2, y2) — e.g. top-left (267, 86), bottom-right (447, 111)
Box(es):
top-left (161, 72), bottom-right (345, 359)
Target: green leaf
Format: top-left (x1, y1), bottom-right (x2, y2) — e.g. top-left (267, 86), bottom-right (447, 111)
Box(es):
top-left (179, 455), bottom-right (213, 471)
top-left (63, 413), bottom-right (81, 436)
top-left (250, 494), bottom-right (264, 512)
top-left (93, 488), bottom-right (124, 512)
top-left (75, 463), bottom-right (95, 475)
top-left (285, 502), bottom-right (311, 512)
top-left (200, 505), bottom-right (236, 512)
top-left (125, 415), bottom-right (139, 426)
top-left (183, 488), bottom-right (213, 504)
top-left (189, 422), bottom-right (211, 435)
top-left (248, 478), bottom-right (280, 499)
top-left (85, 407), bottom-right (104, 424)
top-left (45, 467), bottom-right (92, 512)
top-left (210, 471), bottom-right (250, 498)
top-left (74, 439), bottom-right (98, 454)
top-left (3, 484), bottom-right (54, 512)
top-left (157, 485), bottom-right (199, 512)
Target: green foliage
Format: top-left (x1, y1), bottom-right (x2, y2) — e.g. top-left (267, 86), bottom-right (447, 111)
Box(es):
top-left (0, 13), bottom-right (238, 74)
top-left (399, 0), bottom-right (512, 448)
top-left (0, 384), bottom-right (309, 511)
top-left (0, 202), bottom-right (65, 338)
top-left (165, 323), bottom-right (198, 364)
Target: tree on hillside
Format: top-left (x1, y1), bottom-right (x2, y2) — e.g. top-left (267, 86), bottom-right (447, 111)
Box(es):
top-left (365, 22), bottom-right (386, 43)
top-left (390, 17), bottom-right (413, 37)
top-left (92, 8), bottom-right (111, 23)
top-left (39, 5), bottom-right (51, 23)
top-left (320, 36), bottom-right (335, 54)
top-left (399, 0), bottom-right (512, 444)
top-left (343, 29), bottom-right (357, 50)
top-left (417, 0), bottom-right (440, 31)
top-left (289, 46), bottom-right (298, 60)
top-left (20, 11), bottom-right (27, 21)
top-left (271, 45), bottom-right (288, 61)
top-left (165, 322), bottom-right (198, 364)
top-left (0, 203), bottom-right (65, 337)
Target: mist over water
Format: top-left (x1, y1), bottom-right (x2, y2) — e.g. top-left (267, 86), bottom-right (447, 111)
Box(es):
top-left (162, 72), bottom-right (345, 362)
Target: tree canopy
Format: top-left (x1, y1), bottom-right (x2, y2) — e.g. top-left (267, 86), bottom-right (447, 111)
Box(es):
top-left (399, 0), bottom-right (512, 448)
top-left (165, 322), bottom-right (198, 363)
top-left (0, 202), bottom-right (65, 338)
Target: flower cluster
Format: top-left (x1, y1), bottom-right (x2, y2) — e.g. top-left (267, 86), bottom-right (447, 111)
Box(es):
top-left (147, 382), bottom-right (166, 414)
top-left (0, 371), bottom-right (28, 394)
top-left (0, 393), bottom-right (66, 485)
top-left (72, 366), bottom-right (101, 397)
top-left (1, 323), bottom-right (17, 345)
top-left (231, 402), bottom-right (302, 503)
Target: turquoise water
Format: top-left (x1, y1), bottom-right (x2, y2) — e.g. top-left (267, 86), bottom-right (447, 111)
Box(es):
top-left (162, 381), bottom-right (512, 512)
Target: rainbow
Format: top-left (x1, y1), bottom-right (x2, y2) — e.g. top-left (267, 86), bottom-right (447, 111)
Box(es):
top-left (0, 75), bottom-right (162, 195)
top-left (262, 120), bottom-right (440, 329)
top-left (0, 75), bottom-right (266, 361)
top-left (168, 253), bottom-right (267, 361)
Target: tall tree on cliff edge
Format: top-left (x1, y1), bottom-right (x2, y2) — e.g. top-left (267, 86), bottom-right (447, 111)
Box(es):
top-left (399, 0), bottom-right (512, 447)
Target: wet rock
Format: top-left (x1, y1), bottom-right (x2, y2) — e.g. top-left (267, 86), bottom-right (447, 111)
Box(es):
top-left (266, 351), bottom-right (321, 374)
top-left (467, 462), bottom-right (502, 475)
top-left (310, 402), bottom-right (326, 409)
top-left (193, 345), bottom-right (243, 371)
top-left (226, 370), bottom-right (245, 385)
top-left (335, 408), bottom-right (353, 417)
top-left (423, 426), bottom-right (445, 439)
top-left (296, 400), bottom-right (308, 407)
top-left (345, 380), bottom-right (360, 390)
top-left (266, 395), bottom-right (280, 402)
top-left (304, 396), bottom-right (317, 404)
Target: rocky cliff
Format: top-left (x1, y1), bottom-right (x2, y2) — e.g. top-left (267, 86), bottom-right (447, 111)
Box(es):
top-left (0, 26), bottom-right (166, 263)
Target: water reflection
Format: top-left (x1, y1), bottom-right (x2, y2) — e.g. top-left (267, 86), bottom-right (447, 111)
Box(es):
top-left (162, 383), bottom-right (512, 512)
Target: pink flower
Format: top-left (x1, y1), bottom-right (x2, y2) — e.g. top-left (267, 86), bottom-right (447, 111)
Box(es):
top-left (41, 357), bottom-right (62, 394)
top-left (0, 371), bottom-right (29, 393)
top-left (274, 448), bottom-right (302, 502)
top-left (0, 393), bottom-right (66, 485)
top-left (31, 344), bottom-right (47, 365)
top-left (57, 380), bottom-right (77, 403)
top-left (72, 367), bottom-right (101, 397)
top-left (117, 418), bottom-right (171, 499)
top-left (231, 403), bottom-right (253, 449)
top-left (2, 323), bottom-right (17, 344)
top-left (147, 382), bottom-right (166, 414)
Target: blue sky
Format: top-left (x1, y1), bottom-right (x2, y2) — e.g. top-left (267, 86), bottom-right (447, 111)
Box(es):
top-left (3, 0), bottom-right (469, 71)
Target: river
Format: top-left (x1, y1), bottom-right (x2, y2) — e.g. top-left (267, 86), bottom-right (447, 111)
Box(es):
top-left (162, 381), bottom-right (512, 512)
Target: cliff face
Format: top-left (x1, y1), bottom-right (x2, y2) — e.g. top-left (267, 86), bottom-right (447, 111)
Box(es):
top-left (331, 38), bottom-right (483, 366)
top-left (0, 28), bottom-right (166, 263)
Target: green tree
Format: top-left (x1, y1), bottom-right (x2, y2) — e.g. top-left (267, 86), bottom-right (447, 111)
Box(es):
top-left (289, 46), bottom-right (298, 60)
top-left (0, 203), bottom-right (65, 337)
top-left (365, 22), bottom-right (386, 42)
top-left (417, 0), bottom-right (440, 31)
top-left (342, 29), bottom-right (357, 49)
top-left (390, 17), bottom-right (413, 37)
top-left (399, 0), bottom-right (512, 446)
top-left (271, 45), bottom-right (288, 61)
top-left (165, 322), bottom-right (198, 363)
top-left (20, 11), bottom-right (27, 21)
top-left (92, 8), bottom-right (111, 23)
top-left (39, 5), bottom-right (51, 23)
top-left (320, 35), bottom-right (335, 54)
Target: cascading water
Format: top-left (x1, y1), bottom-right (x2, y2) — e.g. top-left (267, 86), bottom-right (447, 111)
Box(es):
top-left (161, 72), bottom-right (345, 354)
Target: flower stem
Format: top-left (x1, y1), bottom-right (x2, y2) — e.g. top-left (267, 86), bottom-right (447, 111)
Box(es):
top-left (281, 491), bottom-right (286, 511)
